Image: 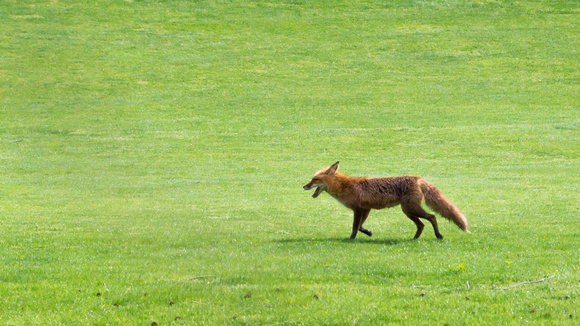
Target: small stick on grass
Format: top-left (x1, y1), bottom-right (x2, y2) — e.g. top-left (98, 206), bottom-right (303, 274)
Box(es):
top-left (372, 275), bottom-right (390, 282)
top-left (496, 275), bottom-right (555, 290)
top-left (189, 275), bottom-right (214, 280)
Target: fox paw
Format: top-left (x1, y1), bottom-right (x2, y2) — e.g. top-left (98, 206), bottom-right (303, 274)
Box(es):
top-left (359, 229), bottom-right (373, 237)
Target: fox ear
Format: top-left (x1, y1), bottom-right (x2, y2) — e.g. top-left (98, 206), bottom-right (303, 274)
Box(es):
top-left (326, 161), bottom-right (340, 175)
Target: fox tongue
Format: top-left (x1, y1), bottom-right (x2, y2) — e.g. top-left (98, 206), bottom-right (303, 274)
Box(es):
top-left (312, 187), bottom-right (322, 198)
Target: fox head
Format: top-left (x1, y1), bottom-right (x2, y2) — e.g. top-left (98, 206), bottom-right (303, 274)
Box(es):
top-left (303, 161), bottom-right (339, 198)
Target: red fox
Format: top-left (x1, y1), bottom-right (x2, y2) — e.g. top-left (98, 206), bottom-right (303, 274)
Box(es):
top-left (303, 162), bottom-right (470, 240)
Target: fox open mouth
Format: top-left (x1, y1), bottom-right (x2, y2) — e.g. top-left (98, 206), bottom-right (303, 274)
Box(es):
top-left (312, 187), bottom-right (323, 198)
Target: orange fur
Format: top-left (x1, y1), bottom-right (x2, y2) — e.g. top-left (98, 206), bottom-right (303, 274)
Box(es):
top-left (303, 162), bottom-right (470, 239)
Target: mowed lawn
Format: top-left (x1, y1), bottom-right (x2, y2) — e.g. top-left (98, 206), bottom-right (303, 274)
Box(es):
top-left (1, 0), bottom-right (578, 324)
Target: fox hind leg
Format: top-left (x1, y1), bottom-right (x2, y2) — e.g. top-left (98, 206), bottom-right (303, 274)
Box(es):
top-left (405, 214), bottom-right (425, 239)
top-left (421, 212), bottom-right (443, 239)
top-left (401, 198), bottom-right (443, 239)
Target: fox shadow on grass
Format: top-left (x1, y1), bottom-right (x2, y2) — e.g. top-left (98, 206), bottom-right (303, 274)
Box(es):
top-left (276, 237), bottom-right (440, 246)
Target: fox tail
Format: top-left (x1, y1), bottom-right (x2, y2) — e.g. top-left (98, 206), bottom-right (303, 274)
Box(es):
top-left (420, 179), bottom-right (470, 233)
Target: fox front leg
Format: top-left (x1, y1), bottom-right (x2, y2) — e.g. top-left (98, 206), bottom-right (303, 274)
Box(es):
top-left (350, 208), bottom-right (371, 239)
top-left (358, 209), bottom-right (372, 237)
top-left (350, 210), bottom-right (362, 239)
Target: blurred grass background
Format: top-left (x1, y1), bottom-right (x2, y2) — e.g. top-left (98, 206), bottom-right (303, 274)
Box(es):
top-left (1, 0), bottom-right (578, 324)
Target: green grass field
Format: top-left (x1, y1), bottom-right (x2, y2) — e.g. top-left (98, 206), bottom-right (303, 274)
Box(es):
top-left (1, 0), bottom-right (579, 324)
